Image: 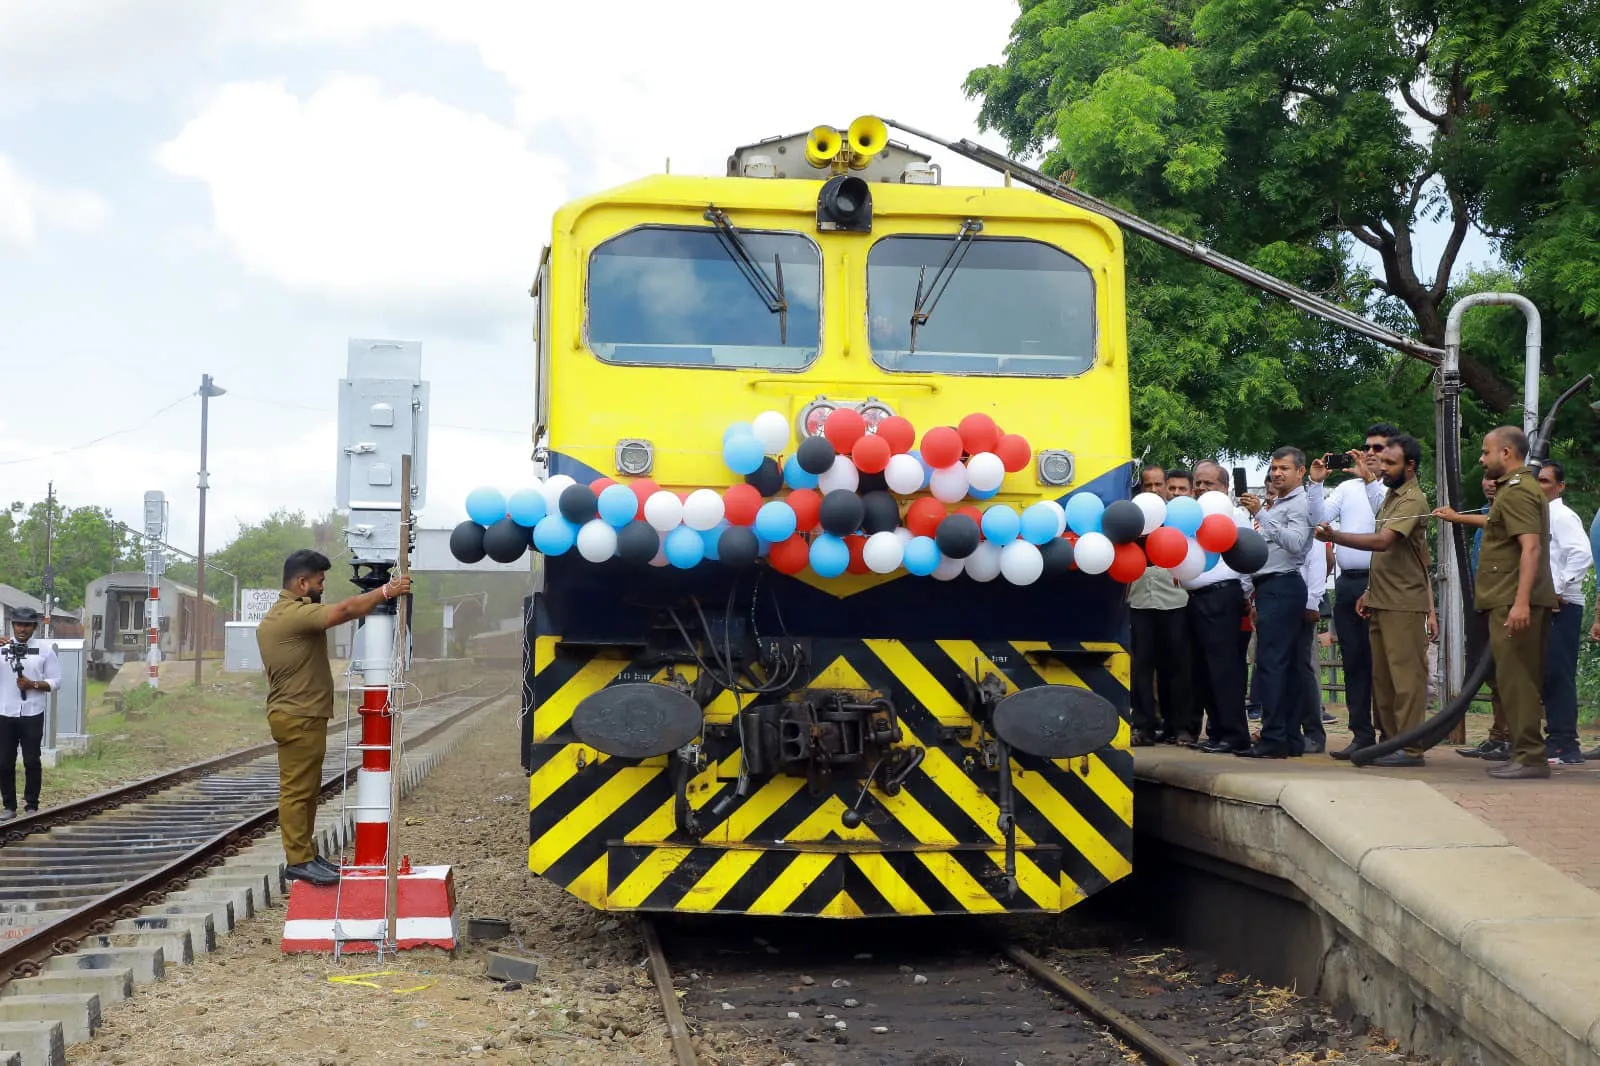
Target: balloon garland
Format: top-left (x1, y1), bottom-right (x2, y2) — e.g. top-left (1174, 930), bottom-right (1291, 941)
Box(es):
top-left (450, 408), bottom-right (1270, 586)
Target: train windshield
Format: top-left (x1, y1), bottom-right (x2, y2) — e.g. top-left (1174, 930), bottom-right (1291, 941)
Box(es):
top-left (867, 235), bottom-right (1096, 376)
top-left (588, 226), bottom-right (821, 369)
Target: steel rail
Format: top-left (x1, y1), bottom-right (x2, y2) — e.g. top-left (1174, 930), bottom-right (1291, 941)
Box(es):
top-left (1006, 944), bottom-right (1196, 1066)
top-left (0, 682), bottom-right (510, 985)
top-left (641, 918), bottom-right (699, 1066)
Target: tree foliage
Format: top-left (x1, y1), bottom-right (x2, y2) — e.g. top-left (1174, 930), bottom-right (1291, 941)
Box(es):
top-left (0, 500), bottom-right (140, 609)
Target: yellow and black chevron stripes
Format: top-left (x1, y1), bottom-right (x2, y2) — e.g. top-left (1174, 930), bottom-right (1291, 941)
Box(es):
top-left (527, 636), bottom-right (1133, 917)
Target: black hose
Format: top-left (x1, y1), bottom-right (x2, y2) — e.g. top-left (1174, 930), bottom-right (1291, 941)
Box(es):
top-left (1350, 650), bottom-right (1494, 764)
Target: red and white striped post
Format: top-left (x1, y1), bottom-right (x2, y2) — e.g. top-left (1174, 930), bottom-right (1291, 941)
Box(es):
top-left (146, 585), bottom-right (161, 689)
top-left (351, 609), bottom-right (398, 872)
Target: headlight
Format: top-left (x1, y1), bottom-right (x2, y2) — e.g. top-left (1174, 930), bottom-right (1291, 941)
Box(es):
top-left (616, 439), bottom-right (654, 476)
top-left (1036, 450), bottom-right (1075, 486)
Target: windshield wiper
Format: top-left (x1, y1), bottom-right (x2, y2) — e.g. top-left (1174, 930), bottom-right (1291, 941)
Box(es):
top-left (705, 206), bottom-right (788, 344)
top-left (909, 218), bottom-right (983, 353)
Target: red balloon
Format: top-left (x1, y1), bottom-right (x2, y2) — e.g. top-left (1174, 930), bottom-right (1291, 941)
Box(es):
top-left (823, 407), bottom-right (867, 451)
top-left (787, 488), bottom-right (822, 533)
top-left (1196, 513), bottom-right (1240, 553)
top-left (629, 478), bottom-right (660, 518)
top-left (1145, 526), bottom-right (1189, 569)
top-left (875, 416), bottom-right (916, 455)
top-left (723, 483), bottom-right (763, 526)
top-left (994, 434), bottom-right (1031, 474)
top-left (1108, 542), bottom-right (1148, 584)
top-left (958, 413), bottom-right (1001, 455)
top-left (905, 497), bottom-right (946, 538)
top-left (590, 477), bottom-right (616, 494)
top-left (845, 534), bottom-right (870, 575)
top-left (955, 505), bottom-right (983, 527)
top-left (852, 434), bottom-right (892, 474)
top-left (921, 426), bottom-right (963, 469)
top-left (769, 535), bottom-right (810, 575)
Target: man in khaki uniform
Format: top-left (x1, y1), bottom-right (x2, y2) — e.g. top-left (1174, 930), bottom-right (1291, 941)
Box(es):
top-left (1316, 434), bottom-right (1434, 766)
top-left (1436, 426), bottom-right (1558, 778)
top-left (257, 550), bottom-right (410, 885)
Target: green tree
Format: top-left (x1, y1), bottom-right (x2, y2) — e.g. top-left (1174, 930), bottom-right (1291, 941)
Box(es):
top-left (0, 500), bottom-right (140, 609)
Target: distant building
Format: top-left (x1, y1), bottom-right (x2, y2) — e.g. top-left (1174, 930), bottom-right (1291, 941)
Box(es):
top-left (82, 572), bottom-right (227, 679)
top-left (0, 583), bottom-right (83, 637)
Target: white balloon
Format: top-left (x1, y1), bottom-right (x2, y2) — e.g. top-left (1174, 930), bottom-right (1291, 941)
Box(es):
top-left (966, 452), bottom-right (1005, 492)
top-left (752, 410), bottom-right (791, 454)
top-left (542, 474), bottom-right (576, 511)
top-left (929, 464), bottom-right (970, 503)
top-left (1039, 499), bottom-right (1067, 537)
top-left (576, 520), bottom-right (618, 563)
top-left (1133, 492), bottom-right (1168, 535)
top-left (682, 488), bottom-right (725, 531)
top-left (964, 542), bottom-right (1003, 582)
top-left (1198, 490), bottom-right (1233, 517)
top-left (818, 455), bottom-right (860, 494)
top-left (862, 531), bottom-right (905, 573)
top-left (1074, 532), bottom-right (1115, 575)
top-left (999, 541), bottom-right (1044, 585)
top-left (932, 555), bottom-right (965, 581)
top-left (893, 526), bottom-right (915, 546)
top-left (884, 453), bottom-right (926, 495)
top-left (643, 491), bottom-right (684, 533)
top-left (649, 546), bottom-right (669, 567)
top-left (1173, 539), bottom-right (1207, 581)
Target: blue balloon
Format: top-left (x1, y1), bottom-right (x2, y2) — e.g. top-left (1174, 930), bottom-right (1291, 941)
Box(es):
top-left (724, 421), bottom-right (754, 442)
top-left (465, 486), bottom-right (507, 527)
top-left (754, 500), bottom-right (798, 542)
top-left (597, 483), bottom-right (637, 527)
top-left (532, 514), bottom-right (577, 555)
top-left (506, 487), bottom-right (547, 527)
top-left (809, 533), bottom-right (850, 578)
top-left (723, 432), bottom-right (767, 476)
top-left (969, 484), bottom-right (999, 501)
top-left (665, 526), bottom-right (705, 569)
top-left (903, 536), bottom-right (941, 576)
top-left (783, 455), bottom-right (821, 490)
top-left (1065, 493), bottom-right (1105, 536)
top-left (909, 450), bottom-right (934, 479)
top-left (1164, 495), bottom-right (1204, 536)
top-left (1020, 503), bottom-right (1060, 546)
top-left (981, 505), bottom-right (1021, 544)
top-left (1204, 550), bottom-right (1221, 571)
top-left (700, 521), bottom-right (729, 561)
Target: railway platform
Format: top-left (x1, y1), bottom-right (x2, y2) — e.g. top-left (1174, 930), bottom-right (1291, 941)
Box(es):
top-left (1132, 735), bottom-right (1600, 1066)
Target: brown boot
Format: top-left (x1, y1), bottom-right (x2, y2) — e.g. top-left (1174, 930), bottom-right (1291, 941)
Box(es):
top-left (1488, 761), bottom-right (1552, 780)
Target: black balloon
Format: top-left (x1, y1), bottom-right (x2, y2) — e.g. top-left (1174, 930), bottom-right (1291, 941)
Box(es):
top-left (1221, 528), bottom-right (1269, 573)
top-left (861, 491), bottom-right (900, 535)
top-left (1039, 537), bottom-right (1075, 578)
top-left (745, 457), bottom-right (783, 497)
top-left (483, 516), bottom-right (530, 564)
top-left (935, 514), bottom-right (981, 559)
top-left (449, 520), bottom-right (487, 564)
top-left (558, 484), bottom-right (598, 524)
top-left (796, 434), bottom-right (836, 475)
top-left (718, 526), bottom-right (760, 568)
top-left (857, 471), bottom-right (890, 496)
top-left (616, 520), bottom-right (660, 565)
top-left (1101, 499), bottom-right (1145, 544)
top-left (819, 490), bottom-right (866, 536)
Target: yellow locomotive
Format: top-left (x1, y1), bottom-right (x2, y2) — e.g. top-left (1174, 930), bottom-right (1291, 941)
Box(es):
top-left (519, 117), bottom-right (1134, 917)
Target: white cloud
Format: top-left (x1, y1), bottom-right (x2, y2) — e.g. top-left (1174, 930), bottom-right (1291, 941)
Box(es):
top-left (0, 155), bottom-right (109, 247)
top-left (156, 77), bottom-right (567, 317)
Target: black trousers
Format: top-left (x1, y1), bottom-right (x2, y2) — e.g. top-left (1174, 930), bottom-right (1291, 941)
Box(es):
top-left (1296, 613), bottom-right (1325, 744)
top-left (1543, 603), bottom-right (1584, 751)
top-left (1254, 571), bottom-right (1309, 753)
top-left (1185, 582), bottom-right (1251, 749)
top-left (1131, 607), bottom-right (1193, 737)
top-left (0, 714), bottom-right (44, 811)
top-left (1332, 570), bottom-right (1374, 745)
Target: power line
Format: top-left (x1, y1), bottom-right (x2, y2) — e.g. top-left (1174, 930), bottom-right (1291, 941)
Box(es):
top-left (0, 392), bottom-right (194, 467)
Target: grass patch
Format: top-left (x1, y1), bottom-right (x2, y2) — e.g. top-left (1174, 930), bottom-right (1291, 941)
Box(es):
top-left (50, 675), bottom-right (272, 805)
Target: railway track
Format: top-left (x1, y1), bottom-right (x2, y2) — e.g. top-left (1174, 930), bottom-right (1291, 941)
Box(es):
top-left (0, 680), bottom-right (509, 986)
top-left (642, 915), bottom-right (1197, 1066)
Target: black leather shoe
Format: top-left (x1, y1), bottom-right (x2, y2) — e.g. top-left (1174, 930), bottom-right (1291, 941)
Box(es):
top-left (1302, 740), bottom-right (1325, 755)
top-left (1131, 731), bottom-right (1158, 747)
top-left (1456, 738), bottom-right (1506, 758)
top-left (1368, 752), bottom-right (1425, 767)
top-left (1480, 745), bottom-right (1512, 762)
top-left (1235, 744), bottom-right (1288, 759)
top-left (311, 855), bottom-right (341, 876)
top-left (1199, 741), bottom-right (1247, 754)
top-left (285, 862), bottom-right (339, 887)
top-left (1330, 743), bottom-right (1371, 761)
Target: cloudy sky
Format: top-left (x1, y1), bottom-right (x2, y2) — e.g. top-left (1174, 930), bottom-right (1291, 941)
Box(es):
top-left (0, 1), bottom-right (1489, 563)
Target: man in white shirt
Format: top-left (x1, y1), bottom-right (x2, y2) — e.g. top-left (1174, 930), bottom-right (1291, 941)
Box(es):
top-left (1130, 465), bottom-right (1192, 745)
top-left (1293, 540), bottom-right (1331, 754)
top-left (1184, 461), bottom-right (1254, 753)
top-left (0, 607), bottom-right (62, 819)
top-left (1535, 461), bottom-right (1593, 764)
top-left (1307, 422), bottom-right (1397, 759)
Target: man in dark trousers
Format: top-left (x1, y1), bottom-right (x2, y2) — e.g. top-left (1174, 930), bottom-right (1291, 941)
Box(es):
top-left (1436, 426), bottom-right (1557, 779)
top-left (0, 607), bottom-right (61, 819)
top-left (1185, 461), bottom-right (1253, 753)
top-left (1317, 434), bottom-right (1433, 766)
top-left (1130, 466), bottom-right (1193, 744)
top-left (257, 550), bottom-right (411, 884)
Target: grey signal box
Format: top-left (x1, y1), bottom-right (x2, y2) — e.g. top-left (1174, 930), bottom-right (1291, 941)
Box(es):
top-left (338, 338), bottom-right (429, 565)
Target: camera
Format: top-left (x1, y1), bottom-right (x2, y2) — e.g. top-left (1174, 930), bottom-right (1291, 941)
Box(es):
top-left (1325, 452), bottom-right (1357, 470)
top-left (1, 642), bottom-right (38, 675)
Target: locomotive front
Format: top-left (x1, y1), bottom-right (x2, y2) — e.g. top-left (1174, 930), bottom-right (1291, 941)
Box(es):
top-left (522, 118), bottom-right (1135, 917)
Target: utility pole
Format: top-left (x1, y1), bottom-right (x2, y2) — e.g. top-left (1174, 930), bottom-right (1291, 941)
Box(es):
top-left (195, 374), bottom-right (226, 687)
top-left (42, 482), bottom-right (55, 638)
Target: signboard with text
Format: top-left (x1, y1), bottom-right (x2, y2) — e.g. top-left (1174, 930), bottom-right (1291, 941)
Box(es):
top-left (240, 588), bottom-right (279, 624)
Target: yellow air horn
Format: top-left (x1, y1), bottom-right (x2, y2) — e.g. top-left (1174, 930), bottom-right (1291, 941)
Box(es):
top-left (805, 125), bottom-right (843, 169)
top-left (847, 115), bottom-right (888, 170)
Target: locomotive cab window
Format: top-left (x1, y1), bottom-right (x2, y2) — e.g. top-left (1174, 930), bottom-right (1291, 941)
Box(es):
top-left (867, 235), bottom-right (1095, 376)
top-left (587, 225), bottom-right (821, 369)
